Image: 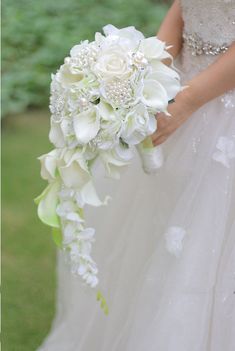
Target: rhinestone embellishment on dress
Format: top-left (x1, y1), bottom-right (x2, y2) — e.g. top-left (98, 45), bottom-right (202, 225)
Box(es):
top-left (183, 31), bottom-right (229, 56)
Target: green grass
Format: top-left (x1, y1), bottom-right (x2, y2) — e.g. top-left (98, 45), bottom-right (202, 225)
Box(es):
top-left (2, 111), bottom-right (57, 351)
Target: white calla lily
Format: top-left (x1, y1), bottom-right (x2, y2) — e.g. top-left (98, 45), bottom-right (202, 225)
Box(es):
top-left (151, 60), bottom-right (180, 80)
top-left (147, 71), bottom-right (181, 101)
top-left (73, 108), bottom-right (100, 144)
top-left (97, 101), bottom-right (115, 121)
top-left (49, 121), bottom-right (66, 148)
top-left (80, 180), bottom-right (111, 206)
top-left (38, 149), bottom-right (59, 181)
top-left (63, 149), bottom-right (89, 173)
top-left (34, 180), bottom-right (61, 228)
top-left (141, 79), bottom-right (168, 112)
top-left (115, 142), bottom-right (133, 161)
top-left (122, 103), bottom-right (156, 145)
top-left (59, 155), bottom-right (91, 189)
top-left (100, 144), bottom-right (132, 179)
top-left (102, 24), bottom-right (144, 51)
top-left (139, 37), bottom-right (166, 60)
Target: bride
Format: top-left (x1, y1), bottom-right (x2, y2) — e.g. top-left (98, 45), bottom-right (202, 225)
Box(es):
top-left (37, 0), bottom-right (235, 350)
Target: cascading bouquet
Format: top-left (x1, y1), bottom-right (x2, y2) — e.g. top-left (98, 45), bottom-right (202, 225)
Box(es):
top-left (34, 25), bottom-right (181, 314)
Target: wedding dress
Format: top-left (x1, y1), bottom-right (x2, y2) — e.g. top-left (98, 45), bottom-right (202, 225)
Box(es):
top-left (37, 1), bottom-right (235, 350)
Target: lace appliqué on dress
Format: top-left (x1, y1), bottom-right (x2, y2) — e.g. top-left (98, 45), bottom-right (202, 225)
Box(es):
top-left (164, 226), bottom-right (186, 258)
top-left (212, 136), bottom-right (235, 168)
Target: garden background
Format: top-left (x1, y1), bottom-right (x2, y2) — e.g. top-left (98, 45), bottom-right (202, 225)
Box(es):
top-left (2, 1), bottom-right (170, 349)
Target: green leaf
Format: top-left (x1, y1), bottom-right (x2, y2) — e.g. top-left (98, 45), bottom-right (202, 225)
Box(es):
top-left (52, 227), bottom-right (63, 248)
top-left (96, 290), bottom-right (109, 316)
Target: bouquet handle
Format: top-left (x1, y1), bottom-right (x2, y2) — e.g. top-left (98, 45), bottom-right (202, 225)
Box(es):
top-left (136, 136), bottom-right (163, 174)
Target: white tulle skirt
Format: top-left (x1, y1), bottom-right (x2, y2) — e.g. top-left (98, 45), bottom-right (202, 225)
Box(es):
top-left (37, 48), bottom-right (235, 351)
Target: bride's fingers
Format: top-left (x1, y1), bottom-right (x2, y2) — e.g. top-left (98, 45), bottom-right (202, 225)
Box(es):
top-left (151, 130), bottom-right (163, 142)
top-left (153, 135), bottom-right (168, 146)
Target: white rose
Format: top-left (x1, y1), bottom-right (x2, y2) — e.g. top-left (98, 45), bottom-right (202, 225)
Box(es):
top-left (57, 63), bottom-right (84, 89)
top-left (94, 46), bottom-right (132, 79)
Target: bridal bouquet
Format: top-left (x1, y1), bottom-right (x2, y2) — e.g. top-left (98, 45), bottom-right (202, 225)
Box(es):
top-left (34, 25), bottom-right (181, 314)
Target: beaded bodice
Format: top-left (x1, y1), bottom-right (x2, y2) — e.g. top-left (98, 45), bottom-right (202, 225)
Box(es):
top-left (180, 0), bottom-right (235, 46)
top-left (177, 0), bottom-right (235, 80)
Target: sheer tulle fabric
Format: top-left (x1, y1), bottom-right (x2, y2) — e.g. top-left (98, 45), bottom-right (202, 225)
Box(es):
top-left (37, 31), bottom-right (235, 351)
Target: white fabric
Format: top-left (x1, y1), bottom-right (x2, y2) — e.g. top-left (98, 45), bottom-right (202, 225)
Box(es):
top-left (37, 1), bottom-right (235, 350)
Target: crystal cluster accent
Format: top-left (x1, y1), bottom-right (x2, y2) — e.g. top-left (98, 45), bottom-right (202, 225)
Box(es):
top-left (130, 51), bottom-right (148, 70)
top-left (104, 79), bottom-right (133, 107)
top-left (49, 79), bottom-right (66, 123)
top-left (66, 43), bottom-right (99, 69)
top-left (183, 31), bottom-right (229, 56)
top-left (50, 95), bottom-right (65, 122)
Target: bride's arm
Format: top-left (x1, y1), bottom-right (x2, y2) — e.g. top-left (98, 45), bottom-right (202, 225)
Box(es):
top-left (152, 42), bottom-right (235, 146)
top-left (157, 0), bottom-right (184, 59)
top-left (185, 42), bottom-right (235, 109)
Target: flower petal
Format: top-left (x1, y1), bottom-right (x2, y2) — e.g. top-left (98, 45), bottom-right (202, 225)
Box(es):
top-left (141, 79), bottom-right (168, 112)
top-left (49, 121), bottom-right (66, 148)
top-left (38, 149), bottom-right (59, 181)
top-left (73, 108), bottom-right (100, 144)
top-left (139, 37), bottom-right (166, 60)
top-left (80, 180), bottom-right (111, 207)
top-left (148, 71), bottom-right (181, 101)
top-left (150, 60), bottom-right (180, 80)
top-left (59, 160), bottom-right (91, 189)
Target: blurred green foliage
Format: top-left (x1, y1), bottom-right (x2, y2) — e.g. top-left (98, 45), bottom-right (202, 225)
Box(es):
top-left (2, 112), bottom-right (56, 351)
top-left (2, 0), bottom-right (168, 117)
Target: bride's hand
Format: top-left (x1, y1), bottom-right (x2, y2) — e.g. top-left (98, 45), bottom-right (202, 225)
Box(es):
top-left (151, 90), bottom-right (197, 146)
top-left (151, 41), bottom-right (235, 147)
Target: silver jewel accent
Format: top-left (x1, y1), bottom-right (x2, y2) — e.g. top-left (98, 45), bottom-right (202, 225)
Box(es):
top-left (183, 31), bottom-right (229, 56)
